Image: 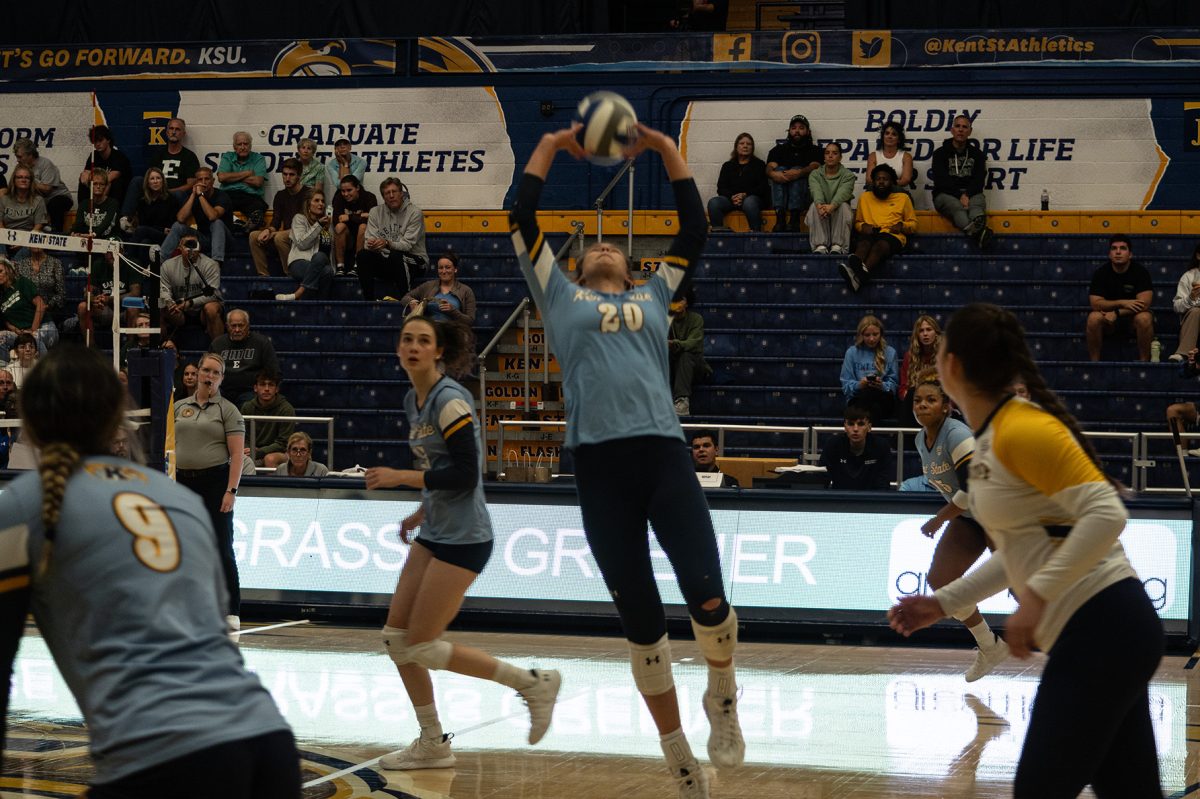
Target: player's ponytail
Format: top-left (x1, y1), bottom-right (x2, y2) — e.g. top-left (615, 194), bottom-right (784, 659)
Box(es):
top-left (35, 443), bottom-right (82, 576)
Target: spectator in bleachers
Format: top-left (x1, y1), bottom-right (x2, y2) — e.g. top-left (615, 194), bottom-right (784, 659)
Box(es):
top-left (71, 171), bottom-right (121, 239)
top-left (668, 287), bottom-right (709, 416)
top-left (839, 313), bottom-right (897, 422)
top-left (5, 332), bottom-right (39, 388)
top-left (766, 114), bottom-right (821, 233)
top-left (127, 166), bottom-right (179, 267)
top-left (670, 0), bottom-right (729, 30)
top-left (14, 246), bottom-right (64, 328)
top-left (276, 190), bottom-right (335, 302)
top-left (250, 158), bottom-right (310, 277)
top-left (78, 125), bottom-right (131, 208)
top-left (1010, 379), bottom-right (1030, 400)
top-left (211, 309), bottom-right (280, 404)
top-left (324, 138), bottom-right (366, 200)
top-left (1168, 243), bottom-right (1200, 362)
top-left (275, 431), bottom-right (329, 477)
top-left (120, 118), bottom-right (199, 228)
top-left (930, 115), bottom-right (993, 248)
top-left (240, 369), bottom-right (295, 469)
top-left (401, 250), bottom-right (476, 325)
top-left (158, 231), bottom-right (224, 344)
top-left (805, 142), bottom-right (855, 255)
top-left (840, 164), bottom-right (916, 293)
top-left (690, 429), bottom-right (738, 487)
top-left (74, 248), bottom-right (138, 339)
top-left (180, 360), bottom-right (199, 398)
top-left (13, 137), bottom-right (72, 233)
top-left (1086, 234), bottom-right (1154, 361)
top-left (0, 257), bottom-right (56, 355)
top-left (707, 133), bottom-right (768, 232)
top-left (898, 314), bottom-right (941, 426)
top-left (217, 132), bottom-right (269, 232)
top-left (0, 165), bottom-right (48, 249)
top-left (161, 167), bottom-right (231, 267)
top-left (357, 178), bottom-right (428, 301)
top-left (296, 138), bottom-right (324, 192)
top-left (333, 175), bottom-right (376, 275)
top-left (818, 405), bottom-right (892, 490)
top-left (866, 121), bottom-right (914, 194)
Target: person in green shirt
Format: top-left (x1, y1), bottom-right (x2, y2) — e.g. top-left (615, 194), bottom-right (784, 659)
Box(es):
top-left (668, 287), bottom-right (710, 416)
top-left (0, 256), bottom-right (56, 354)
top-left (239, 370), bottom-right (295, 468)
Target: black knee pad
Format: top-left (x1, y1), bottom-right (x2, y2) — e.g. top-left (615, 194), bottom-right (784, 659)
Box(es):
top-left (689, 598), bottom-right (731, 628)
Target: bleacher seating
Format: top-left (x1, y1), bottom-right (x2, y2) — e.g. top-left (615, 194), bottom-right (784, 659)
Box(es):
top-left (70, 230), bottom-right (1199, 487)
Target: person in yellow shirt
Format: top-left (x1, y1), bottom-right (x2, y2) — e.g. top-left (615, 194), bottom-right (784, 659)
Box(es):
top-left (888, 303), bottom-right (1163, 799)
top-left (838, 164), bottom-right (917, 293)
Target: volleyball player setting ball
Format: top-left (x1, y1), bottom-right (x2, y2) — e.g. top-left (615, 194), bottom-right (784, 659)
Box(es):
top-left (365, 314), bottom-right (561, 770)
top-left (0, 346), bottom-right (300, 797)
top-left (889, 304), bottom-right (1164, 798)
top-left (509, 93), bottom-right (744, 799)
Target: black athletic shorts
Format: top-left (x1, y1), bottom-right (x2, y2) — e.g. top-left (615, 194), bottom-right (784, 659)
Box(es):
top-left (415, 537), bottom-right (494, 573)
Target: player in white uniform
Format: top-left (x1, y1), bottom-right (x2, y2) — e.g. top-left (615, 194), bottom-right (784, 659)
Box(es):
top-left (890, 304), bottom-right (1163, 798)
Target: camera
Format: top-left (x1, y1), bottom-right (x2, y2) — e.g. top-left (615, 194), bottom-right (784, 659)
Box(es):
top-left (182, 240), bottom-right (199, 252)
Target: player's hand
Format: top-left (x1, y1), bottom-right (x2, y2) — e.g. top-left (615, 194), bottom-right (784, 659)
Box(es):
top-left (622, 123), bottom-right (671, 160)
top-left (887, 595), bottom-right (945, 636)
top-left (366, 467), bottom-right (419, 490)
top-left (399, 511), bottom-right (422, 544)
top-left (920, 517), bottom-right (943, 538)
top-left (543, 123), bottom-right (586, 159)
top-left (1005, 589), bottom-right (1046, 658)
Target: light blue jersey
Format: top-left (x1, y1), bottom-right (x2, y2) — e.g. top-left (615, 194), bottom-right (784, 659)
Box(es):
top-left (0, 457), bottom-right (289, 783)
top-left (916, 417), bottom-right (975, 510)
top-left (511, 175), bottom-right (706, 449)
top-left (407, 377), bottom-right (492, 544)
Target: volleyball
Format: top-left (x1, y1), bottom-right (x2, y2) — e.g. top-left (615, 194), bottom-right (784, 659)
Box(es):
top-left (575, 91), bottom-right (638, 165)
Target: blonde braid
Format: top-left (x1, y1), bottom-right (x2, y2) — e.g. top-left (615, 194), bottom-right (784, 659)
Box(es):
top-left (36, 442), bottom-right (82, 576)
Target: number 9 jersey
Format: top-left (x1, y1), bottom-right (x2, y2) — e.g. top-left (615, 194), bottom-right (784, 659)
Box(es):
top-left (0, 457), bottom-right (290, 784)
top-left (510, 174), bottom-right (707, 449)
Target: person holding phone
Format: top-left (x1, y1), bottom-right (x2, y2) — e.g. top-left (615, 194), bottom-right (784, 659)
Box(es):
top-left (839, 314), bottom-right (898, 422)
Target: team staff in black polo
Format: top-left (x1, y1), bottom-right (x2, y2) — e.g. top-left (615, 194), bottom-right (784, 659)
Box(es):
top-left (174, 351), bottom-right (245, 632)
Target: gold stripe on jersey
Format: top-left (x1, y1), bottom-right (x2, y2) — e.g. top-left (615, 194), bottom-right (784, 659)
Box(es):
top-left (443, 415), bottom-right (472, 438)
top-left (990, 400), bottom-right (1106, 498)
top-left (659, 254), bottom-right (690, 268)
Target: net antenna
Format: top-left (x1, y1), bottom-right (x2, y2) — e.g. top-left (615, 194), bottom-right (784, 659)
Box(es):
top-left (1169, 416), bottom-right (1193, 499)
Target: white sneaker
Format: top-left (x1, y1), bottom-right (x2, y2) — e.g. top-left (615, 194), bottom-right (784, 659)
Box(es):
top-left (674, 397), bottom-right (691, 416)
top-left (703, 692), bottom-right (745, 769)
top-left (275, 293), bottom-right (297, 301)
top-left (830, 244), bottom-right (846, 255)
top-left (1169, 353), bottom-right (1185, 363)
top-left (226, 615), bottom-right (241, 632)
top-left (965, 637), bottom-right (1010, 682)
top-left (380, 734), bottom-right (457, 770)
top-left (519, 669), bottom-right (562, 744)
top-left (674, 762), bottom-right (710, 799)
top-left (813, 245), bottom-right (829, 254)
top-left (119, 216), bottom-right (134, 234)
top-left (148, 244), bottom-right (161, 264)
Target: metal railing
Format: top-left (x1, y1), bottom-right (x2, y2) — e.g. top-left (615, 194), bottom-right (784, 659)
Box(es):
top-left (594, 159), bottom-right (635, 255)
top-left (243, 414), bottom-right (336, 470)
top-left (489, 420), bottom-right (1166, 492)
top-left (1138, 432), bottom-right (1193, 495)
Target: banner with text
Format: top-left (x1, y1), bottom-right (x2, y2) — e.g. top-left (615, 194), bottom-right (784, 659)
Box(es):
top-left (682, 99), bottom-right (1165, 211)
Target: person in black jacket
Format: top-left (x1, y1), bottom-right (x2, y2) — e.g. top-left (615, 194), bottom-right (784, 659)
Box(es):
top-left (766, 115), bottom-right (821, 233)
top-left (818, 405), bottom-right (893, 490)
top-left (707, 133), bottom-right (768, 232)
top-left (930, 115), bottom-right (994, 248)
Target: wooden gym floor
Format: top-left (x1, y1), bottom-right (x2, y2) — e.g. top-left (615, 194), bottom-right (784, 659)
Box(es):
top-left (4, 621), bottom-right (1197, 798)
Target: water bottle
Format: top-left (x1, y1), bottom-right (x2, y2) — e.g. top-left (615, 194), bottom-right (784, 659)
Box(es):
top-left (1040, 189), bottom-right (1050, 211)
top-left (1151, 339), bottom-right (1161, 363)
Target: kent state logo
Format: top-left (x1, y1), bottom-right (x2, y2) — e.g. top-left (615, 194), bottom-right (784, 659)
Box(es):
top-left (272, 40), bottom-right (352, 77)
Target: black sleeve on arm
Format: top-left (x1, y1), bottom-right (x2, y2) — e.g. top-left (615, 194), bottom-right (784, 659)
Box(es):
top-left (509, 173), bottom-right (545, 252)
top-left (955, 457), bottom-right (971, 494)
top-left (0, 586), bottom-right (31, 763)
top-left (423, 421), bottom-right (480, 491)
top-left (663, 178), bottom-right (709, 299)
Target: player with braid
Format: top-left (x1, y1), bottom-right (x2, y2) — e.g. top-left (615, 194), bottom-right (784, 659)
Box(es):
top-left (365, 314), bottom-right (560, 770)
top-left (910, 369), bottom-right (1008, 680)
top-left (510, 123), bottom-right (743, 799)
top-left (0, 345), bottom-right (300, 797)
top-left (889, 303), bottom-right (1163, 799)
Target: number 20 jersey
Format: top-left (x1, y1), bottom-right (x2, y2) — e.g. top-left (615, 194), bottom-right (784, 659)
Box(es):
top-left (0, 457), bottom-right (289, 783)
